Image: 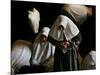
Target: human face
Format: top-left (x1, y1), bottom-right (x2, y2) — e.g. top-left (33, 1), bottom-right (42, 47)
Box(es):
top-left (87, 7), bottom-right (93, 16)
top-left (40, 35), bottom-right (48, 42)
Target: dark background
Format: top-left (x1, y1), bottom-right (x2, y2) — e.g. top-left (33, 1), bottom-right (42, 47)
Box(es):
top-left (11, 1), bottom-right (96, 57)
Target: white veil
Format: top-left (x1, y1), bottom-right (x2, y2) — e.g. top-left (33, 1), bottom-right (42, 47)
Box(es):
top-left (49, 15), bottom-right (79, 41)
top-left (62, 4), bottom-right (88, 26)
top-left (11, 40), bottom-right (32, 73)
top-left (81, 50), bottom-right (96, 70)
top-left (32, 27), bottom-right (55, 65)
top-left (28, 8), bottom-right (40, 34)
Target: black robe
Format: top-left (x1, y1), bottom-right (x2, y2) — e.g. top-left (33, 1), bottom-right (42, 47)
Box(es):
top-left (48, 33), bottom-right (82, 71)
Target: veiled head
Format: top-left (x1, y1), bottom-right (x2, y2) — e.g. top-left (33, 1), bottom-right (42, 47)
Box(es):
top-left (28, 8), bottom-right (40, 34)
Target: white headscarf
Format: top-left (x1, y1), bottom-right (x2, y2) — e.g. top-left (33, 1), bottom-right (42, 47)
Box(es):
top-left (62, 4), bottom-right (88, 25)
top-left (28, 8), bottom-right (40, 34)
top-left (32, 27), bottom-right (55, 65)
top-left (81, 50), bottom-right (96, 69)
top-left (11, 40), bottom-right (32, 73)
top-left (49, 15), bottom-right (79, 41)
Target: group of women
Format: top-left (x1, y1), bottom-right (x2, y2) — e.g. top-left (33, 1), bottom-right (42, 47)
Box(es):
top-left (11, 4), bottom-right (95, 75)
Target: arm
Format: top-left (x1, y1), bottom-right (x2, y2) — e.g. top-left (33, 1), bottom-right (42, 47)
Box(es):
top-left (71, 32), bottom-right (82, 46)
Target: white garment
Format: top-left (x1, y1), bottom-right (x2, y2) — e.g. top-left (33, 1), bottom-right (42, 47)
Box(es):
top-left (11, 40), bottom-right (32, 73)
top-left (81, 50), bottom-right (96, 70)
top-left (63, 4), bottom-right (88, 25)
top-left (32, 27), bottom-right (55, 65)
top-left (28, 8), bottom-right (40, 34)
top-left (49, 15), bottom-right (79, 41)
top-left (41, 27), bottom-right (51, 37)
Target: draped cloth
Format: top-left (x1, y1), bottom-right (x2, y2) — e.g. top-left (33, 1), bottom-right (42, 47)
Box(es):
top-left (49, 34), bottom-right (82, 71)
top-left (54, 45), bottom-right (79, 71)
top-left (62, 4), bottom-right (88, 26)
top-left (31, 27), bottom-right (55, 65)
top-left (49, 14), bottom-right (82, 71)
top-left (11, 40), bottom-right (32, 74)
top-left (28, 8), bottom-right (40, 34)
top-left (81, 51), bottom-right (96, 70)
top-left (49, 15), bottom-right (79, 41)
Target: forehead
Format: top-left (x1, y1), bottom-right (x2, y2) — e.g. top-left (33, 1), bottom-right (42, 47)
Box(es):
top-left (41, 34), bottom-right (47, 38)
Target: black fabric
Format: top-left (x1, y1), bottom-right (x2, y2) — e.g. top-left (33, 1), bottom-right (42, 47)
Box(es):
top-left (53, 44), bottom-right (79, 71)
top-left (48, 33), bottom-right (81, 71)
top-left (72, 32), bottom-right (82, 45)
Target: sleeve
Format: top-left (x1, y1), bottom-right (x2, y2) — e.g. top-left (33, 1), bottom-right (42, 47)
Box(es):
top-left (71, 32), bottom-right (82, 46)
top-left (48, 35), bottom-right (58, 46)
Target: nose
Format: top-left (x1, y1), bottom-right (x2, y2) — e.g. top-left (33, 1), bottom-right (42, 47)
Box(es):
top-left (43, 37), bottom-right (47, 41)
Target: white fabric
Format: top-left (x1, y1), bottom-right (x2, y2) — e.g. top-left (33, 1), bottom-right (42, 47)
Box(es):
top-left (11, 40), bottom-right (31, 73)
top-left (63, 4), bottom-right (88, 25)
top-left (41, 27), bottom-right (50, 37)
top-left (32, 27), bottom-right (55, 65)
top-left (49, 15), bottom-right (79, 41)
top-left (11, 68), bottom-right (15, 75)
top-left (81, 50), bottom-right (96, 69)
top-left (28, 8), bottom-right (40, 34)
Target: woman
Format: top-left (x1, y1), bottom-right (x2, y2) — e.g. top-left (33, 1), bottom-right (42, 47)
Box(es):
top-left (11, 40), bottom-right (32, 74)
top-left (31, 27), bottom-right (55, 72)
top-left (81, 50), bottom-right (96, 70)
top-left (28, 8), bottom-right (40, 34)
top-left (61, 4), bottom-right (92, 27)
top-left (48, 4), bottom-right (92, 71)
top-left (49, 15), bottom-right (82, 71)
